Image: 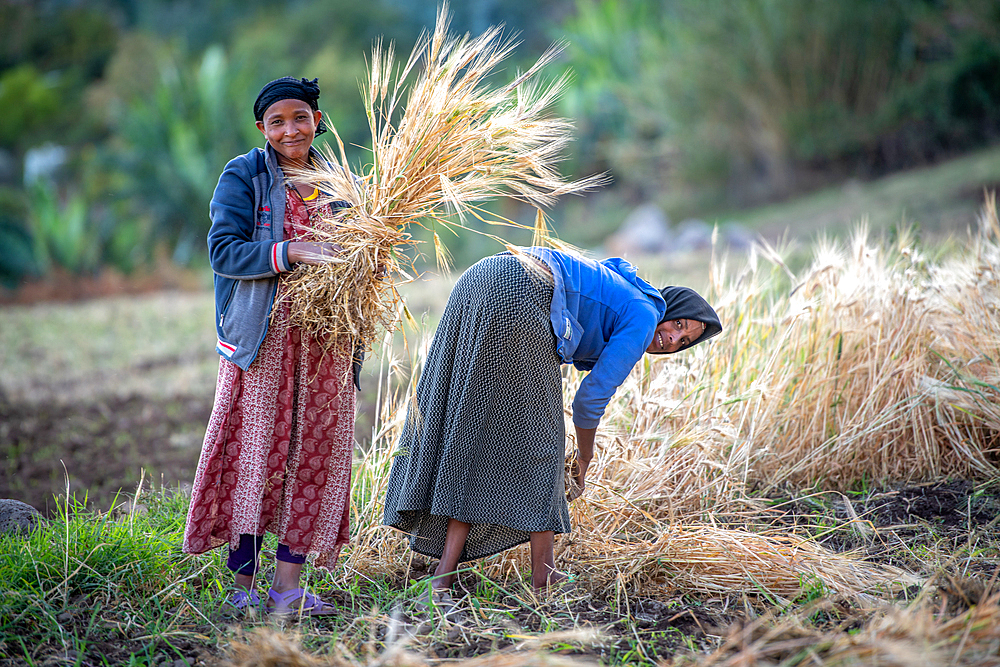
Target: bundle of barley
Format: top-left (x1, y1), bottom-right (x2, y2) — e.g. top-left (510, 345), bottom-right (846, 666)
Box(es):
top-left (278, 2), bottom-right (603, 348)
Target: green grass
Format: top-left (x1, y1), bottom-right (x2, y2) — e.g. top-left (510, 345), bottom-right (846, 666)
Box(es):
top-left (0, 489), bottom-right (618, 665)
top-left (1, 490), bottom-right (216, 665)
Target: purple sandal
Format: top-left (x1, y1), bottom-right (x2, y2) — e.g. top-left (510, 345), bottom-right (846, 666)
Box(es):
top-left (227, 589), bottom-right (260, 611)
top-left (267, 587), bottom-right (335, 617)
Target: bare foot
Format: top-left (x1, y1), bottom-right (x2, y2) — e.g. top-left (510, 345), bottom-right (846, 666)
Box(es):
top-left (533, 570), bottom-right (570, 591)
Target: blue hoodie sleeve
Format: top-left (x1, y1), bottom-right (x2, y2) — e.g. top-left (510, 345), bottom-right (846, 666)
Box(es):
top-left (207, 155), bottom-right (291, 280)
top-left (571, 298), bottom-right (659, 428)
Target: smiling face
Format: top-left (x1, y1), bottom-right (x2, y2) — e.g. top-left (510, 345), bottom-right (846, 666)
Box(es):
top-left (255, 98), bottom-right (322, 168)
top-left (646, 318), bottom-right (706, 354)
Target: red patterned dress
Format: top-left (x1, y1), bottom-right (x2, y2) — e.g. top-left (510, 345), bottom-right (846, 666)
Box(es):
top-left (182, 186), bottom-right (355, 570)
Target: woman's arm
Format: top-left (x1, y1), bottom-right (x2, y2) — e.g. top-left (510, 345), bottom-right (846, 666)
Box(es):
top-left (571, 299), bottom-right (659, 428)
top-left (208, 156), bottom-right (300, 279)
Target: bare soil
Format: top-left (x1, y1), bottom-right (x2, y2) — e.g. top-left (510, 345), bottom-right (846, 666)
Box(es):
top-left (0, 391), bottom-right (210, 515)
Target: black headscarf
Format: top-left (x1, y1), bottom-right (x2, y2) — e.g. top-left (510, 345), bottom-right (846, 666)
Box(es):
top-left (655, 286), bottom-right (723, 353)
top-left (253, 76), bottom-right (328, 136)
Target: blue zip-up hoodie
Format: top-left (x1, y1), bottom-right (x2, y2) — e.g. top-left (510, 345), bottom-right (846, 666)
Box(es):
top-left (524, 247), bottom-right (667, 429)
top-left (207, 144), bottom-right (358, 382)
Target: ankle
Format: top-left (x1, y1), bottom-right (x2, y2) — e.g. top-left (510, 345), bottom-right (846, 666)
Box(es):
top-left (269, 582), bottom-right (302, 594)
top-left (533, 570), bottom-right (568, 590)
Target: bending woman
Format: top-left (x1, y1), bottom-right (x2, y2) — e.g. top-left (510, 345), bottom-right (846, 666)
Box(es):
top-left (382, 247), bottom-right (721, 600)
top-left (182, 77), bottom-right (358, 617)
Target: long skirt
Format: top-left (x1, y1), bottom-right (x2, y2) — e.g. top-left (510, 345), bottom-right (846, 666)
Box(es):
top-left (182, 306), bottom-right (356, 571)
top-left (382, 253), bottom-right (570, 562)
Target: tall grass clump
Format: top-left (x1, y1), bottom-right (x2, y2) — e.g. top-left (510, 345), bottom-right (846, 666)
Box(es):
top-left (591, 197), bottom-right (999, 493)
top-left (712, 205), bottom-right (1000, 489)
top-left (277, 2), bottom-right (603, 350)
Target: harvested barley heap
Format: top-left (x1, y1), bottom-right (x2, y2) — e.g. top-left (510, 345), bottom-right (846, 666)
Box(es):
top-left (382, 247), bottom-right (722, 592)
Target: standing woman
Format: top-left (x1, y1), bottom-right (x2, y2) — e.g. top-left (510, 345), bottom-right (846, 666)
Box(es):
top-left (383, 247), bottom-right (721, 603)
top-left (183, 77), bottom-right (359, 616)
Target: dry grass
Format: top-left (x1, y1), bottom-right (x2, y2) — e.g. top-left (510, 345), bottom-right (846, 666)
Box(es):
top-left (708, 198), bottom-right (1000, 489)
top-left (224, 626), bottom-right (604, 667)
top-left (276, 2), bottom-right (603, 349)
top-left (670, 580), bottom-right (1000, 667)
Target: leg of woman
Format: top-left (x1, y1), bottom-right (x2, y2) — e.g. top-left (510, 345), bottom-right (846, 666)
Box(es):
top-left (267, 544), bottom-right (335, 615)
top-left (271, 559), bottom-right (305, 593)
top-left (228, 534), bottom-right (264, 591)
top-left (224, 534), bottom-right (264, 610)
top-left (529, 531), bottom-right (568, 590)
top-left (431, 518), bottom-right (471, 591)
top-left (234, 572), bottom-right (255, 591)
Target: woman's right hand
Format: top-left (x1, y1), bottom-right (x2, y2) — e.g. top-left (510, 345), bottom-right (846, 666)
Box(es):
top-left (567, 425), bottom-right (596, 502)
top-left (566, 451), bottom-right (590, 502)
top-left (287, 241), bottom-right (342, 265)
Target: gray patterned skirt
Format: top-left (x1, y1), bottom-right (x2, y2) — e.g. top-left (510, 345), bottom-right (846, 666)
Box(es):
top-left (382, 253), bottom-right (571, 561)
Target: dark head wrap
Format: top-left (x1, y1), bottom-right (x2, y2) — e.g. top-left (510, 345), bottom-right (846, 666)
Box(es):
top-left (654, 286), bottom-right (723, 353)
top-left (253, 76), bottom-right (328, 136)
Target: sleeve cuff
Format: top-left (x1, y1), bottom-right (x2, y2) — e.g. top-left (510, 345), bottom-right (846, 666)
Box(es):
top-left (572, 416), bottom-right (601, 429)
top-left (271, 241), bottom-right (291, 273)
top-left (571, 406), bottom-right (602, 430)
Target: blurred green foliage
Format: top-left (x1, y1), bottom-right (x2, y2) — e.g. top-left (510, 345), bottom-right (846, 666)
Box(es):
top-left (0, 0), bottom-right (998, 284)
top-left (0, 188), bottom-right (35, 288)
top-left (560, 0), bottom-right (1000, 212)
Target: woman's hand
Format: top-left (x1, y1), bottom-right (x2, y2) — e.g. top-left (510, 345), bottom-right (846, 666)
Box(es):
top-left (287, 241), bottom-right (342, 265)
top-left (567, 425), bottom-right (596, 502)
top-left (566, 451), bottom-right (590, 501)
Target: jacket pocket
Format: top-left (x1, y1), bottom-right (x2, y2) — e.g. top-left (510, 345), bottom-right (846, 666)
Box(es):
top-left (218, 280), bottom-right (237, 329)
top-left (556, 310), bottom-right (583, 362)
top-left (561, 312), bottom-right (583, 341)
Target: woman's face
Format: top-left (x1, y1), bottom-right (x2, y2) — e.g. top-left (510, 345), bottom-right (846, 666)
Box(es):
top-left (646, 318), bottom-right (705, 354)
top-left (256, 98), bottom-right (322, 167)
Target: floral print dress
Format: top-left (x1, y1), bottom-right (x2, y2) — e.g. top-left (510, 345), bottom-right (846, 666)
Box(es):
top-left (183, 186), bottom-right (355, 570)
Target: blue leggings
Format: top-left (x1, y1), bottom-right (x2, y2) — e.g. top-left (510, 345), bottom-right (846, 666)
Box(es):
top-left (226, 534), bottom-right (306, 576)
